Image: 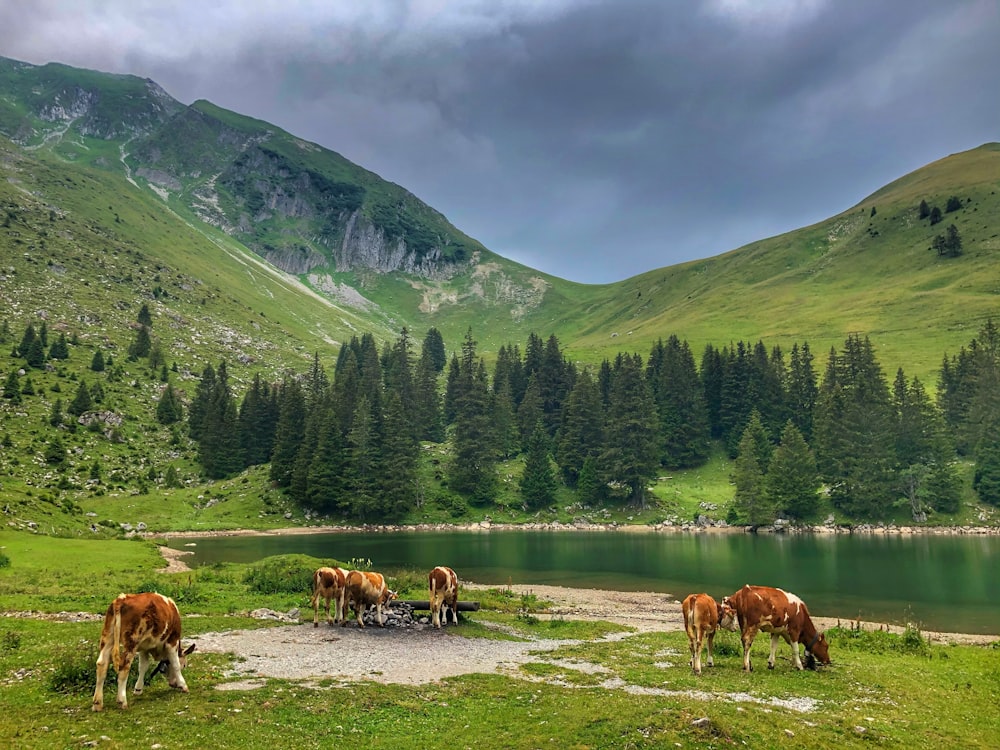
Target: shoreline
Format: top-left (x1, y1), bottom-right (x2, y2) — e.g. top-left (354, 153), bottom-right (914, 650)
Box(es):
top-left (152, 548), bottom-right (999, 646)
top-left (148, 519), bottom-right (1000, 540)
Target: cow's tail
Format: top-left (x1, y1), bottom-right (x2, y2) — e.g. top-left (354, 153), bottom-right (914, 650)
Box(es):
top-left (309, 570), bottom-right (320, 609)
top-left (110, 595), bottom-right (125, 672)
top-left (430, 574), bottom-right (442, 612)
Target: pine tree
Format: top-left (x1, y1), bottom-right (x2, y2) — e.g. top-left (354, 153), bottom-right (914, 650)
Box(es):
top-left (156, 383), bottom-right (184, 425)
top-left (68, 380), bottom-right (92, 416)
top-left (197, 362), bottom-right (244, 479)
top-left (2, 371), bottom-right (20, 403)
top-left (766, 421), bottom-right (819, 520)
top-left (379, 391), bottom-right (420, 517)
top-left (304, 408), bottom-right (348, 513)
top-left (44, 434), bottom-right (66, 465)
top-left (49, 398), bottom-right (64, 427)
top-left (413, 348), bottom-right (444, 442)
top-left (25, 336), bottom-right (45, 368)
top-left (238, 374), bottom-right (275, 466)
top-left (270, 379), bottom-right (307, 488)
top-left (187, 364), bottom-right (217, 441)
top-left (520, 421), bottom-right (558, 509)
top-left (648, 336), bottom-right (710, 469)
top-left (731, 414), bottom-right (775, 526)
top-left (127, 326), bottom-right (151, 359)
top-left (137, 303), bottom-right (153, 328)
top-left (491, 378), bottom-right (521, 460)
top-left (346, 396), bottom-right (382, 518)
top-left (48, 333), bottom-right (69, 360)
top-left (787, 343), bottom-right (818, 441)
top-left (448, 330), bottom-right (498, 504)
top-left (516, 374), bottom-right (544, 449)
top-left (17, 324), bottom-right (36, 358)
top-left (814, 335), bottom-right (896, 518)
top-left (700, 344), bottom-right (725, 439)
top-left (555, 370), bottom-right (604, 486)
top-left (576, 456), bottom-right (603, 505)
top-left (974, 413), bottom-right (1000, 507)
top-left (90, 349), bottom-right (105, 372)
top-left (422, 327), bottom-right (447, 373)
top-left (599, 353), bottom-right (659, 508)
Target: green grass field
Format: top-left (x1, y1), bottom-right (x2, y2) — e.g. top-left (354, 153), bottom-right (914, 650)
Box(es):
top-left (0, 533), bottom-right (998, 749)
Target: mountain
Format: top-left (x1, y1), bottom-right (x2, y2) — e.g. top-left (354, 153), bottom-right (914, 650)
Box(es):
top-left (3, 56), bottom-right (1000, 535)
top-left (3, 55), bottom-right (999, 383)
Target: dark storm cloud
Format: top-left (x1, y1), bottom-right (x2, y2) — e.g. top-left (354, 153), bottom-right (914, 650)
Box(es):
top-left (2, 1), bottom-right (998, 282)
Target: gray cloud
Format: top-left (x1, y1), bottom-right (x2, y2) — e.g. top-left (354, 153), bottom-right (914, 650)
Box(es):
top-left (2, 0), bottom-right (998, 282)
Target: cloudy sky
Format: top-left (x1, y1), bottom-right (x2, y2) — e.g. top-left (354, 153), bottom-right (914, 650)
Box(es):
top-left (3, 1), bottom-right (999, 283)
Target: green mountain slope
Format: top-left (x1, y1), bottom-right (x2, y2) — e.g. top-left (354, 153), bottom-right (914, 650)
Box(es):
top-left (1, 53), bottom-right (998, 382)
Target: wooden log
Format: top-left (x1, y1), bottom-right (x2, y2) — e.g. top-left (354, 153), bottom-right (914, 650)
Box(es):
top-left (394, 600), bottom-right (480, 612)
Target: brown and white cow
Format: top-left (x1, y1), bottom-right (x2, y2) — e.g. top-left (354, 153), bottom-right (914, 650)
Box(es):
top-left (721, 584), bottom-right (831, 671)
top-left (681, 593), bottom-right (728, 675)
top-left (92, 592), bottom-right (195, 711)
top-left (429, 566), bottom-right (459, 628)
top-left (310, 566), bottom-right (348, 627)
top-left (343, 570), bottom-right (397, 628)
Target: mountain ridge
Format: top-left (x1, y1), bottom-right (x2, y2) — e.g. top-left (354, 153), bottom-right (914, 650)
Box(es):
top-left (2, 54), bottom-right (999, 384)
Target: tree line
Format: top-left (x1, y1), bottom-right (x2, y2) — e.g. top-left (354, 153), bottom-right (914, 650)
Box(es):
top-left (183, 321), bottom-right (1000, 523)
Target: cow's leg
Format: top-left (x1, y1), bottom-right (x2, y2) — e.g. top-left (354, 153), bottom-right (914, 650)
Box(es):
top-left (134, 651), bottom-right (151, 694)
top-left (768, 633), bottom-right (782, 669)
top-left (450, 598), bottom-right (459, 625)
top-left (375, 603), bottom-right (384, 627)
top-left (706, 628), bottom-right (716, 668)
top-left (356, 602), bottom-right (366, 629)
top-left (334, 589), bottom-right (345, 625)
top-left (790, 640), bottom-right (804, 670)
top-left (92, 644), bottom-right (112, 711)
top-left (116, 655), bottom-right (135, 709)
top-left (693, 632), bottom-right (704, 675)
top-left (165, 647), bottom-right (190, 691)
top-left (311, 592), bottom-right (320, 627)
top-left (324, 595), bottom-right (333, 626)
top-left (741, 628), bottom-right (757, 671)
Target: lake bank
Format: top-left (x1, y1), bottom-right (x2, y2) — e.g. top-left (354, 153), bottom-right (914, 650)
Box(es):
top-left (149, 518), bottom-right (1000, 540)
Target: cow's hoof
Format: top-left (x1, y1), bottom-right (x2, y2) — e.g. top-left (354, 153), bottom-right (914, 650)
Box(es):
top-left (313, 623), bottom-right (319, 628)
top-left (133, 687), bottom-right (143, 695)
top-left (92, 702), bottom-right (103, 712)
top-left (767, 664), bottom-right (775, 670)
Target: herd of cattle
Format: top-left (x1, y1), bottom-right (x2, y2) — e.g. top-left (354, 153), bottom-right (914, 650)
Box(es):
top-left (91, 565), bottom-right (829, 712)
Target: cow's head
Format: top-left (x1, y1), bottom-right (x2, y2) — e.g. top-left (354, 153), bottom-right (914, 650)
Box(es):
top-left (805, 632), bottom-right (830, 668)
top-left (150, 643), bottom-right (196, 681)
top-left (380, 588), bottom-right (398, 606)
top-left (719, 597), bottom-right (739, 632)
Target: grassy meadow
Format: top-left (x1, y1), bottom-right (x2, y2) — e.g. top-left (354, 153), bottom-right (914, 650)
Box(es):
top-left (1, 533), bottom-right (998, 749)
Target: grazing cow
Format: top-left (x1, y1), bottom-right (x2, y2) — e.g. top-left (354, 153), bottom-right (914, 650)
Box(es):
top-left (681, 593), bottom-right (727, 675)
top-left (310, 566), bottom-right (348, 627)
top-left (721, 584), bottom-right (831, 671)
top-left (428, 566), bottom-right (459, 628)
top-left (92, 592), bottom-right (195, 711)
top-left (343, 570), bottom-right (397, 628)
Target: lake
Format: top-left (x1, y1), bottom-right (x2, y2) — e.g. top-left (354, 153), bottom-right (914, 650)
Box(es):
top-left (164, 528), bottom-right (1000, 635)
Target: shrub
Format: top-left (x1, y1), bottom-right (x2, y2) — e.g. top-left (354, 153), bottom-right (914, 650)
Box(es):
top-left (48, 645), bottom-right (104, 694)
top-left (0, 549), bottom-right (10, 568)
top-left (244, 554), bottom-right (322, 595)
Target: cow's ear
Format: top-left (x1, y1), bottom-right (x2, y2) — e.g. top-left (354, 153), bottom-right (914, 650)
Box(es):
top-left (183, 643), bottom-right (196, 655)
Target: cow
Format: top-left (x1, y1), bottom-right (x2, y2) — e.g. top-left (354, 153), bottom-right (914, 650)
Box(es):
top-left (343, 570), bottom-right (397, 628)
top-left (310, 566), bottom-right (348, 627)
top-left (428, 566), bottom-right (459, 628)
top-left (92, 592), bottom-right (195, 711)
top-left (681, 593), bottom-right (728, 675)
top-left (721, 584), bottom-right (831, 671)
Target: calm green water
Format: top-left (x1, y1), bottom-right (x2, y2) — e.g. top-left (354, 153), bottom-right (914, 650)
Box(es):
top-left (165, 530), bottom-right (1000, 635)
